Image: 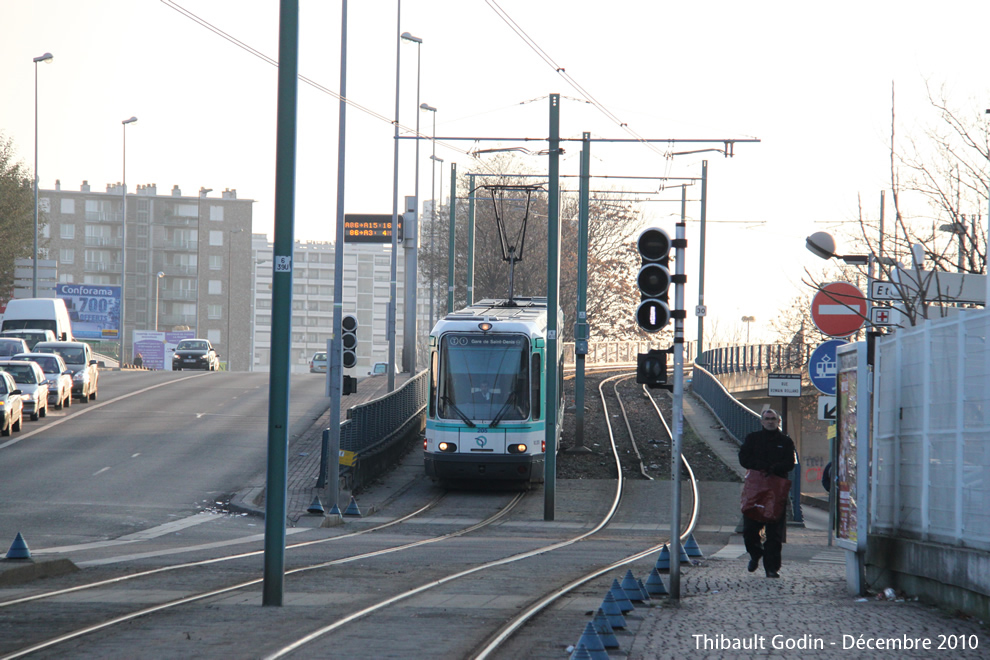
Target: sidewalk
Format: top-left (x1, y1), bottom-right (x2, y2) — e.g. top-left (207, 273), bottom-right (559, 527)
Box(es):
top-left (624, 392), bottom-right (988, 658)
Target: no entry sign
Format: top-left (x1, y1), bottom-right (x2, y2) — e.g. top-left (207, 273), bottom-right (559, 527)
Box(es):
top-left (811, 282), bottom-right (866, 338)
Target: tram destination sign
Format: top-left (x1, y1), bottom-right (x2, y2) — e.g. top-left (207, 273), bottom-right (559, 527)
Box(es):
top-left (343, 213), bottom-right (403, 243)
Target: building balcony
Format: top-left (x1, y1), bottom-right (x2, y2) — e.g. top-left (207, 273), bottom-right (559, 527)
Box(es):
top-left (159, 314), bottom-right (196, 326)
top-left (84, 236), bottom-right (122, 248)
top-left (84, 260), bottom-right (121, 274)
top-left (160, 239), bottom-right (198, 251)
top-left (162, 214), bottom-right (198, 227)
top-left (160, 290), bottom-right (197, 301)
top-left (162, 264), bottom-right (197, 276)
top-left (85, 211), bottom-right (122, 223)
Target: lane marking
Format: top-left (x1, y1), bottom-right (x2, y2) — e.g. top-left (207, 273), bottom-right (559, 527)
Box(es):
top-left (93, 467), bottom-right (110, 476)
top-left (0, 373), bottom-right (210, 451)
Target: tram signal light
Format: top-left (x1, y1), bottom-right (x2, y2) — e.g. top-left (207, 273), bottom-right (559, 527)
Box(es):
top-left (636, 227), bottom-right (671, 333)
top-left (342, 375), bottom-right (357, 395)
top-left (637, 349), bottom-right (668, 388)
top-left (341, 314), bottom-right (358, 369)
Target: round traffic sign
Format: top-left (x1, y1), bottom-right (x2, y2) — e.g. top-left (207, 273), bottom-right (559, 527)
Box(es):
top-left (811, 282), bottom-right (866, 337)
top-left (809, 339), bottom-right (847, 395)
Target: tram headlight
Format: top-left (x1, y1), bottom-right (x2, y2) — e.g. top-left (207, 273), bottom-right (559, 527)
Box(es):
top-left (506, 443), bottom-right (527, 454)
top-left (438, 442), bottom-right (457, 452)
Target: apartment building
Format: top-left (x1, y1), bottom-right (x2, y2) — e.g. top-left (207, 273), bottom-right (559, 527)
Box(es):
top-left (251, 236), bottom-right (432, 374)
top-left (39, 180), bottom-right (254, 370)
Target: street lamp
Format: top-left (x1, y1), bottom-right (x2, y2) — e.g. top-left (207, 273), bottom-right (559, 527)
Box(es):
top-left (120, 116), bottom-right (138, 367)
top-left (226, 228), bottom-right (244, 370)
top-left (155, 271), bottom-right (165, 332)
top-left (32, 52), bottom-right (53, 297)
top-left (401, 31), bottom-right (422, 374)
top-left (938, 221), bottom-right (967, 272)
top-left (422, 103), bottom-right (438, 326)
top-left (741, 315), bottom-right (755, 344)
top-left (196, 187), bottom-right (213, 336)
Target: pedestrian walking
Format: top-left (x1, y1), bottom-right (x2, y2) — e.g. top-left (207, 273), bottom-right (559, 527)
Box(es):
top-left (739, 408), bottom-right (795, 578)
top-left (134, 352), bottom-right (143, 368)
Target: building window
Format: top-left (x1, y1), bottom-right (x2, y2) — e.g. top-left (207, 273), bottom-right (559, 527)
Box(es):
top-left (208, 280), bottom-right (222, 295)
top-left (209, 255), bottom-right (223, 270)
top-left (60, 223), bottom-right (75, 239)
top-left (209, 230), bottom-right (223, 246)
top-left (210, 205), bottom-right (224, 221)
top-left (60, 198), bottom-right (75, 214)
top-left (208, 304), bottom-right (222, 319)
top-left (208, 329), bottom-right (221, 344)
top-left (59, 248), bottom-right (75, 264)
top-left (59, 273), bottom-right (74, 283)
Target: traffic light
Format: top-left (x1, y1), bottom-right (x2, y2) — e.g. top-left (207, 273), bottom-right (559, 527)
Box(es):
top-left (342, 375), bottom-right (357, 395)
top-left (636, 349), bottom-right (668, 388)
top-left (341, 314), bottom-right (358, 369)
top-left (635, 227), bottom-right (671, 333)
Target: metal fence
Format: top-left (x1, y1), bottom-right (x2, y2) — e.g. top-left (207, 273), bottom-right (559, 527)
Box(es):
top-left (341, 370), bottom-right (428, 455)
top-left (699, 343), bottom-right (810, 375)
top-left (562, 341), bottom-right (695, 366)
top-left (690, 361), bottom-right (762, 445)
top-left (872, 310), bottom-right (990, 550)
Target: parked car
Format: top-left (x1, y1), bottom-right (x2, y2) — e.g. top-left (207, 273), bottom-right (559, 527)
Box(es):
top-left (310, 351), bottom-right (328, 373)
top-left (0, 338), bottom-right (30, 358)
top-left (10, 352), bottom-right (72, 409)
top-left (171, 339), bottom-right (220, 371)
top-left (33, 341), bottom-right (99, 402)
top-left (0, 371), bottom-right (23, 436)
top-left (0, 329), bottom-right (57, 351)
top-left (368, 362), bottom-right (399, 376)
top-left (0, 360), bottom-right (49, 420)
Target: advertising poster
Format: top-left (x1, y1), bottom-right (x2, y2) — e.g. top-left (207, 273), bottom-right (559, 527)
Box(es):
top-left (57, 284), bottom-right (121, 340)
top-left (132, 330), bottom-right (196, 370)
top-left (835, 349), bottom-right (859, 547)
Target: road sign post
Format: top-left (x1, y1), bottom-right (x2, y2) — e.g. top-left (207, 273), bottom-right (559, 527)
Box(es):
top-left (812, 282), bottom-right (866, 338)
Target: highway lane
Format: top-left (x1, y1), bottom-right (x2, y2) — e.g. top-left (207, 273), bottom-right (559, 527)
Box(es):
top-left (0, 370), bottom-right (331, 552)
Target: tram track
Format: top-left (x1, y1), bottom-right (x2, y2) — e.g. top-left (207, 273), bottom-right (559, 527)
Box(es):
top-left (1, 368), bottom-right (703, 659)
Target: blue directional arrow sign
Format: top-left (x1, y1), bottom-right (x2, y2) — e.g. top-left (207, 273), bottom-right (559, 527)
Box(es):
top-left (809, 339), bottom-right (847, 395)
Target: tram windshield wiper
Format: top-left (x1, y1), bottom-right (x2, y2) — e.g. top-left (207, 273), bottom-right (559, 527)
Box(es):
top-left (441, 395), bottom-right (476, 428)
top-left (490, 390), bottom-right (517, 428)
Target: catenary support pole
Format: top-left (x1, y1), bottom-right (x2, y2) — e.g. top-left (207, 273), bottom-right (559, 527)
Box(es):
top-left (571, 132), bottom-right (591, 452)
top-left (544, 94), bottom-right (561, 520)
top-left (447, 163), bottom-right (457, 315)
top-left (387, 0), bottom-right (402, 393)
top-left (669, 185), bottom-right (688, 601)
top-left (263, 0), bottom-right (299, 607)
top-left (696, 160), bottom-right (708, 362)
top-left (320, 0), bottom-right (348, 517)
top-left (467, 173), bottom-right (476, 305)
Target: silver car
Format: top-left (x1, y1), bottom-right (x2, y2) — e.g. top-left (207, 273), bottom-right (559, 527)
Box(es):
top-left (0, 360), bottom-right (49, 421)
top-left (11, 353), bottom-right (73, 409)
top-left (0, 371), bottom-right (23, 436)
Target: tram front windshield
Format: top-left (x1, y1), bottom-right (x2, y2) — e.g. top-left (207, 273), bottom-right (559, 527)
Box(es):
top-left (438, 333), bottom-right (530, 422)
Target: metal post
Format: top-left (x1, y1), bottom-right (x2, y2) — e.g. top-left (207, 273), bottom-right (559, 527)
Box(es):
top-left (447, 163), bottom-right (457, 315)
top-left (467, 173), bottom-right (476, 305)
top-left (120, 117), bottom-right (137, 365)
top-left (387, 0), bottom-right (402, 393)
top-left (195, 188), bottom-right (212, 336)
top-left (155, 271), bottom-right (164, 332)
top-left (571, 132), bottom-right (591, 452)
top-left (402, 32), bottom-right (422, 374)
top-left (32, 53), bottom-right (53, 298)
top-left (544, 94), bottom-right (561, 521)
top-left (669, 185), bottom-right (688, 601)
top-left (323, 0), bottom-right (347, 517)
top-left (226, 229), bottom-right (243, 368)
top-left (696, 160), bottom-right (708, 363)
top-left (263, 0), bottom-right (299, 607)
top-left (422, 105), bottom-right (437, 327)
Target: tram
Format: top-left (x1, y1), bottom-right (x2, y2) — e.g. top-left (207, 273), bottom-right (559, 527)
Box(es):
top-left (424, 297), bottom-right (564, 485)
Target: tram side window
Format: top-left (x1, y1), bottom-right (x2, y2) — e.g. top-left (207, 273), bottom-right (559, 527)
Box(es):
top-left (531, 354), bottom-right (541, 420)
top-left (429, 350), bottom-right (438, 418)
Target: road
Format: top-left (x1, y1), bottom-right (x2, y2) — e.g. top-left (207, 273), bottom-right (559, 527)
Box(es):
top-left (0, 370), bottom-right (331, 552)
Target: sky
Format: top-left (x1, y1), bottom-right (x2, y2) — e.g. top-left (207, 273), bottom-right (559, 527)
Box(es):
top-left (3, 0), bottom-right (990, 346)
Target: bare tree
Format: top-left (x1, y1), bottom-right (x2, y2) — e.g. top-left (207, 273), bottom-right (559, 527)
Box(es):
top-left (0, 134), bottom-right (41, 302)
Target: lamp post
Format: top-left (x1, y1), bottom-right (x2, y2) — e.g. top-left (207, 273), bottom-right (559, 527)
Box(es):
top-left (196, 187), bottom-right (213, 336)
top-left (422, 103), bottom-right (438, 327)
top-left (155, 271), bottom-right (165, 332)
top-left (741, 315), bottom-right (754, 344)
top-left (400, 31), bottom-right (422, 374)
top-left (938, 221), bottom-right (967, 272)
top-left (226, 228), bottom-right (244, 370)
top-left (32, 52), bottom-right (54, 298)
top-left (120, 116), bottom-right (138, 367)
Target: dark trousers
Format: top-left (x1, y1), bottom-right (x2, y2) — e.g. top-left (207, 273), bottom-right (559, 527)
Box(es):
top-left (743, 515), bottom-right (785, 572)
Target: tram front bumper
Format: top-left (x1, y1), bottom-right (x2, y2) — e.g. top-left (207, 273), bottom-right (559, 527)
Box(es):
top-left (425, 452), bottom-right (545, 482)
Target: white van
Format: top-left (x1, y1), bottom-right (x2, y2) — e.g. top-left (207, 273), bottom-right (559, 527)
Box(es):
top-left (1, 298), bottom-right (74, 341)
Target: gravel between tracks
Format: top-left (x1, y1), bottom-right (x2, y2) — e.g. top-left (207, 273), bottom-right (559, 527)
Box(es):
top-left (558, 370), bottom-right (741, 483)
